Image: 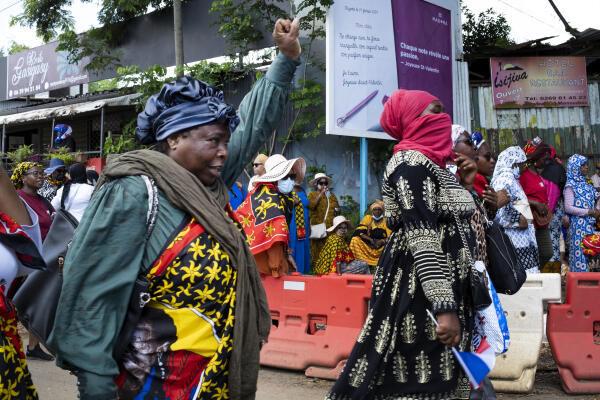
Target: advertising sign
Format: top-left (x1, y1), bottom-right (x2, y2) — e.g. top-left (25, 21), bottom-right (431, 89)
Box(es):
top-left (490, 57), bottom-right (588, 108)
top-left (326, 0), bottom-right (454, 139)
top-left (6, 41), bottom-right (90, 99)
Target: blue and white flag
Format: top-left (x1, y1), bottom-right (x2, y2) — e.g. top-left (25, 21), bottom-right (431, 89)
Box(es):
top-left (452, 337), bottom-right (496, 389)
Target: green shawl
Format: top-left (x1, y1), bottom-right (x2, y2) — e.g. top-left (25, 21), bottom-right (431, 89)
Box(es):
top-left (97, 149), bottom-right (270, 399)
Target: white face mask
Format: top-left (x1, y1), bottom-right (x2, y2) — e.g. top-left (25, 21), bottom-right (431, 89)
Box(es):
top-left (513, 166), bottom-right (521, 178)
top-left (372, 214), bottom-right (383, 221)
top-left (278, 178), bottom-right (294, 194)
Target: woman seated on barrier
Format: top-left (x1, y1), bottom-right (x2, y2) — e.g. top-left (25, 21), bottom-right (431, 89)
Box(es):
top-left (315, 216), bottom-right (370, 275)
top-left (349, 200), bottom-right (391, 272)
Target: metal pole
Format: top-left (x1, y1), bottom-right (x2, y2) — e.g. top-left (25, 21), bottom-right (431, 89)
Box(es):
top-left (99, 107), bottom-right (105, 157)
top-left (173, 0), bottom-right (184, 78)
top-left (360, 137), bottom-right (368, 217)
top-left (50, 118), bottom-right (55, 149)
top-left (1, 124), bottom-right (6, 155)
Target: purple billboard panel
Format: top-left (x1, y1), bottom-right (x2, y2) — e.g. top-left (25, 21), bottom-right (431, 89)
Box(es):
top-left (391, 0), bottom-right (452, 117)
top-left (6, 41), bottom-right (90, 99)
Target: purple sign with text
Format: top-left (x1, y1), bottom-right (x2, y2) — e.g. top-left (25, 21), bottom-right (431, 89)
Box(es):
top-left (392, 0), bottom-right (452, 117)
top-left (6, 41), bottom-right (90, 99)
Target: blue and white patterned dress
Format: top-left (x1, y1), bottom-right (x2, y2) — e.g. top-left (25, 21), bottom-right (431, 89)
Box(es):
top-left (490, 146), bottom-right (540, 274)
top-left (564, 154), bottom-right (599, 272)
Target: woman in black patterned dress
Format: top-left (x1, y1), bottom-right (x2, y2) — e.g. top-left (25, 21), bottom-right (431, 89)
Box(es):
top-left (327, 89), bottom-right (475, 400)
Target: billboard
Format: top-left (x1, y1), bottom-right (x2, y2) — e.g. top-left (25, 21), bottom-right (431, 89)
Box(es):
top-left (326, 0), bottom-right (455, 139)
top-left (6, 41), bottom-right (90, 99)
top-left (490, 57), bottom-right (588, 108)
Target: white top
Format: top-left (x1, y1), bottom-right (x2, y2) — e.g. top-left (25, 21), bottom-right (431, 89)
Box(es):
top-left (51, 183), bottom-right (94, 222)
top-left (0, 201), bottom-right (43, 288)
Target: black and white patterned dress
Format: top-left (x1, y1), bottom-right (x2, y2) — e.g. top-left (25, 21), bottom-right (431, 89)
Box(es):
top-left (327, 150), bottom-right (475, 400)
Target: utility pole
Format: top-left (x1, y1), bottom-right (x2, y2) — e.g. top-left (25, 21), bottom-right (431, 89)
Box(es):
top-left (547, 0), bottom-right (580, 38)
top-left (173, 0), bottom-right (184, 78)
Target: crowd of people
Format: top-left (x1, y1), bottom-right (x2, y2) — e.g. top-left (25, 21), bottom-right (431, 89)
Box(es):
top-left (1, 17), bottom-right (600, 400)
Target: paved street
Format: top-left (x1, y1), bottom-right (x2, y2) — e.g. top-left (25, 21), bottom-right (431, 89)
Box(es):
top-left (25, 344), bottom-right (600, 400)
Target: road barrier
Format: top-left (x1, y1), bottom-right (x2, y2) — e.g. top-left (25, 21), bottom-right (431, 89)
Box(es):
top-left (259, 273), bottom-right (372, 379)
top-left (547, 272), bottom-right (600, 393)
top-left (489, 273), bottom-right (561, 392)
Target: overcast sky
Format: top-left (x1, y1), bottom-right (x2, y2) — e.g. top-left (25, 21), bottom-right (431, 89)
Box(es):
top-left (0, 0), bottom-right (599, 53)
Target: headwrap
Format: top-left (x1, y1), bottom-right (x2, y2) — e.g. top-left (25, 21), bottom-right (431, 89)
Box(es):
top-left (471, 131), bottom-right (485, 149)
top-left (524, 141), bottom-right (551, 161)
top-left (370, 199), bottom-right (384, 212)
top-left (136, 76), bottom-right (240, 144)
top-left (490, 146), bottom-right (527, 201)
top-left (10, 162), bottom-right (42, 190)
top-left (380, 89), bottom-right (452, 168)
top-left (566, 154), bottom-right (595, 196)
top-left (54, 124), bottom-right (72, 144)
top-left (451, 124), bottom-right (466, 147)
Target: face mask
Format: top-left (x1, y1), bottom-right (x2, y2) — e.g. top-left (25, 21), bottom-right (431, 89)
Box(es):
top-left (512, 166), bottom-right (521, 178)
top-left (372, 214), bottom-right (383, 221)
top-left (278, 178), bottom-right (294, 194)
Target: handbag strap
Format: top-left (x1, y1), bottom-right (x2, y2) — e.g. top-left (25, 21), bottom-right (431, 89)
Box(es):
top-left (141, 175), bottom-right (159, 240)
top-left (322, 196), bottom-right (330, 224)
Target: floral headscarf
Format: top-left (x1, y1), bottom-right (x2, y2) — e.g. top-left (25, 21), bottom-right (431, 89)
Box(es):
top-left (490, 146), bottom-right (527, 201)
top-left (10, 162), bottom-right (42, 190)
top-left (566, 154), bottom-right (599, 200)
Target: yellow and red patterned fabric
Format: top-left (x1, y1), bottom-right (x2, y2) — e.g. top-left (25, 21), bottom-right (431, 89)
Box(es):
top-left (582, 233), bottom-right (600, 257)
top-left (314, 234), bottom-right (355, 275)
top-left (235, 183), bottom-right (293, 255)
top-left (117, 206), bottom-right (240, 400)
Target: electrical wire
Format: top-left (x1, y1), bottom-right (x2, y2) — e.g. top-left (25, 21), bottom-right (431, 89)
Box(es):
top-left (496, 0), bottom-right (560, 30)
top-left (0, 0), bottom-right (23, 14)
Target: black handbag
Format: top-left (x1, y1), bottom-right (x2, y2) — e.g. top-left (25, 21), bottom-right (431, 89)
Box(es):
top-left (475, 201), bottom-right (526, 295)
top-left (13, 192), bottom-right (78, 347)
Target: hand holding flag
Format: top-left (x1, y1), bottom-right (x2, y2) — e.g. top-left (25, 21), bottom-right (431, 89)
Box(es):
top-left (426, 309), bottom-right (496, 389)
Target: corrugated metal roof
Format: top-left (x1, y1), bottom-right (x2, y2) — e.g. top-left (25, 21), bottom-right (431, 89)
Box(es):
top-left (0, 94), bottom-right (139, 125)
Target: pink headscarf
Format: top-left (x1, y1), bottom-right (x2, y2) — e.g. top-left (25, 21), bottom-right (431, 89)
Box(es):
top-left (380, 89), bottom-right (453, 168)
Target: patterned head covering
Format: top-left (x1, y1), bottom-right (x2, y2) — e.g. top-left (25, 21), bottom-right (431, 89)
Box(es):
top-left (490, 146), bottom-right (527, 201)
top-left (471, 131), bottom-right (485, 149)
top-left (493, 146), bottom-right (525, 176)
top-left (136, 76), bottom-right (240, 144)
top-left (370, 199), bottom-right (384, 212)
top-left (566, 154), bottom-right (593, 194)
top-left (380, 88), bottom-right (453, 168)
top-left (54, 124), bottom-right (72, 144)
top-left (451, 124), bottom-right (466, 147)
top-left (10, 162), bottom-right (42, 189)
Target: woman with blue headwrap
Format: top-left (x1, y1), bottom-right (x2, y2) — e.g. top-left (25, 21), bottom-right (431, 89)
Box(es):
top-left (563, 154), bottom-right (600, 272)
top-left (48, 18), bottom-right (302, 400)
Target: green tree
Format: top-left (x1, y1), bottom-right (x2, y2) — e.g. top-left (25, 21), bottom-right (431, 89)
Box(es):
top-left (461, 6), bottom-right (515, 55)
top-left (7, 41), bottom-right (30, 55)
